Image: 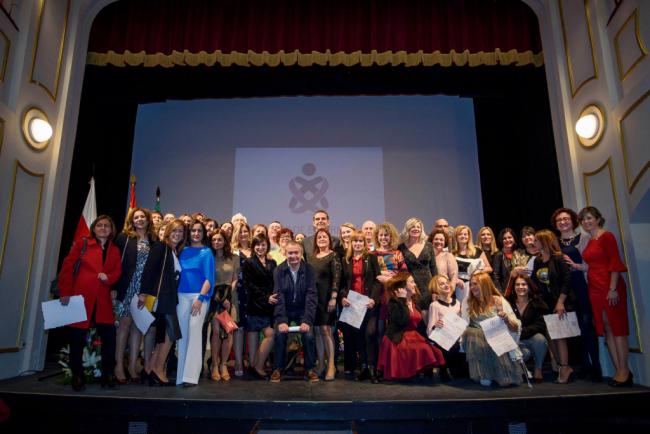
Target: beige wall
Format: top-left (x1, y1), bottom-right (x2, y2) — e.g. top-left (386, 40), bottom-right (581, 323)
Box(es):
top-left (527, 0), bottom-right (650, 384)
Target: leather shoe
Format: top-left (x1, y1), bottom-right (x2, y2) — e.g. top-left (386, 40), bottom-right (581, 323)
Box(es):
top-left (304, 370), bottom-right (320, 383)
top-left (250, 367), bottom-right (268, 380)
top-left (269, 370), bottom-right (282, 383)
top-left (356, 368), bottom-right (370, 382)
top-left (609, 372), bottom-right (633, 387)
top-left (71, 375), bottom-right (86, 392)
top-left (100, 375), bottom-right (118, 389)
top-left (148, 371), bottom-right (171, 387)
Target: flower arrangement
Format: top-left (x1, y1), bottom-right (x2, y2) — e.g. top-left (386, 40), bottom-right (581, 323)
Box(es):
top-left (58, 327), bottom-right (103, 383)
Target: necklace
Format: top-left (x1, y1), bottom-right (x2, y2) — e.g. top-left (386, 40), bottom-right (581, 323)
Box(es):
top-left (560, 233), bottom-right (577, 247)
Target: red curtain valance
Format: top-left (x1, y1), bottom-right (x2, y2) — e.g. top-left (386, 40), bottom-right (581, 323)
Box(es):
top-left (87, 0), bottom-right (544, 68)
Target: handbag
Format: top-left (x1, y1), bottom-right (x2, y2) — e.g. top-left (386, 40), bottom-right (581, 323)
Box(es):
top-left (50, 237), bottom-right (88, 298)
top-left (144, 246), bottom-right (167, 312)
top-left (216, 309), bottom-right (238, 334)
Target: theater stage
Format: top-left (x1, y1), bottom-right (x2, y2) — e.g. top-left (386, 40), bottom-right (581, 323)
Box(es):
top-left (1, 367), bottom-right (649, 433)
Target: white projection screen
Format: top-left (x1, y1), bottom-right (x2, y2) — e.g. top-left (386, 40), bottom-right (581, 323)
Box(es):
top-left (131, 96), bottom-right (484, 235)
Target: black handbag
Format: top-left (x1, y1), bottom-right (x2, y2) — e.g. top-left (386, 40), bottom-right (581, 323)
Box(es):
top-left (50, 237), bottom-right (89, 298)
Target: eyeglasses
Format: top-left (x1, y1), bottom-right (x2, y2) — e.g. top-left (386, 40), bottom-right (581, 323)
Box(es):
top-left (555, 217), bottom-right (571, 223)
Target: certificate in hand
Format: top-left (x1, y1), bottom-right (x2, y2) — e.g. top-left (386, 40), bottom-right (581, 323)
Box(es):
top-left (428, 312), bottom-right (468, 351)
top-left (479, 315), bottom-right (519, 357)
top-left (339, 291), bottom-right (370, 329)
top-left (129, 296), bottom-right (155, 334)
top-left (42, 295), bottom-right (87, 329)
top-left (543, 312), bottom-right (581, 340)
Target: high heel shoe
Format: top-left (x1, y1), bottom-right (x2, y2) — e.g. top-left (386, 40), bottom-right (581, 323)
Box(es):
top-left (210, 368), bottom-right (221, 381)
top-left (609, 371), bottom-right (633, 387)
top-left (148, 371), bottom-right (171, 387)
top-left (220, 364), bottom-right (231, 381)
top-left (553, 365), bottom-right (575, 384)
top-left (249, 367), bottom-right (268, 380)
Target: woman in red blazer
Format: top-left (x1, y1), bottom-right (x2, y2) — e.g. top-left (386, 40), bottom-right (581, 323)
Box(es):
top-left (59, 215), bottom-right (122, 391)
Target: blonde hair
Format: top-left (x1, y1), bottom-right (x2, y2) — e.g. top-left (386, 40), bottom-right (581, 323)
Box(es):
top-left (345, 230), bottom-right (369, 263)
top-left (467, 272), bottom-right (501, 318)
top-left (476, 226), bottom-right (498, 253)
top-left (401, 217), bottom-right (426, 243)
top-left (374, 222), bottom-right (399, 250)
top-left (230, 222), bottom-right (251, 251)
top-left (453, 225), bottom-right (477, 257)
top-left (428, 274), bottom-right (450, 296)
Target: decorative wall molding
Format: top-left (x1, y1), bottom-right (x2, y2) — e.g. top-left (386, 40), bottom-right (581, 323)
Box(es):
top-left (614, 8), bottom-right (648, 82)
top-left (619, 89), bottom-right (650, 194)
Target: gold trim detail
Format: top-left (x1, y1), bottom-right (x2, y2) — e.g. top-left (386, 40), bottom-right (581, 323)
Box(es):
top-left (614, 9), bottom-right (648, 82)
top-left (29, 0), bottom-right (71, 101)
top-left (0, 160), bottom-right (45, 353)
top-left (0, 29), bottom-right (9, 82)
top-left (583, 158), bottom-right (643, 353)
top-left (0, 117), bottom-right (4, 158)
top-left (558, 0), bottom-right (598, 98)
top-left (86, 48), bottom-right (545, 68)
top-left (619, 89), bottom-right (650, 194)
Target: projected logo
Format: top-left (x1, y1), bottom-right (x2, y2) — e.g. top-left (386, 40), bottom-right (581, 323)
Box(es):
top-left (288, 163), bottom-right (329, 214)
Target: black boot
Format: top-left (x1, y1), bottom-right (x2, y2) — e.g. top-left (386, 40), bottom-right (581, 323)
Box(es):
top-left (356, 367), bottom-right (370, 381)
top-left (100, 374), bottom-right (118, 389)
top-left (71, 374), bottom-right (86, 392)
top-left (369, 367), bottom-right (379, 384)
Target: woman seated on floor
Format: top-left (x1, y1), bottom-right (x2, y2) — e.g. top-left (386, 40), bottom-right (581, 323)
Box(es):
top-left (377, 272), bottom-right (444, 381)
top-left (462, 272), bottom-right (523, 387)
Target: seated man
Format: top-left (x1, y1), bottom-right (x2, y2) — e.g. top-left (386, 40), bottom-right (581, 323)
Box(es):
top-left (270, 241), bottom-right (319, 382)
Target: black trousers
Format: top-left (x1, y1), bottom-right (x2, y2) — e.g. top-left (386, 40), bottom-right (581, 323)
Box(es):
top-left (340, 309), bottom-right (378, 372)
top-left (69, 323), bottom-right (116, 378)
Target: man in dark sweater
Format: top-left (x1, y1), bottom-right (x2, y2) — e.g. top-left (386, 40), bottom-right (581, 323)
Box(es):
top-left (270, 241), bottom-right (319, 382)
top-left (301, 209), bottom-right (340, 257)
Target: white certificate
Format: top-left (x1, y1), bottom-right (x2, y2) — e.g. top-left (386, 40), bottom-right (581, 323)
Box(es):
top-left (479, 315), bottom-right (519, 357)
top-left (428, 312), bottom-right (468, 351)
top-left (543, 312), bottom-right (581, 340)
top-left (130, 296), bottom-right (155, 334)
top-left (42, 295), bottom-right (87, 329)
top-left (339, 291), bottom-right (370, 329)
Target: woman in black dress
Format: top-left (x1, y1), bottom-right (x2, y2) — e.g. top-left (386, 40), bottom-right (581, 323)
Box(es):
top-left (307, 229), bottom-right (342, 381)
top-left (552, 207), bottom-right (602, 381)
top-left (397, 217), bottom-right (438, 315)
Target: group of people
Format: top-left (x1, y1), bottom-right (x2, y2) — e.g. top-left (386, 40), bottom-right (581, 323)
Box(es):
top-left (57, 205), bottom-right (633, 391)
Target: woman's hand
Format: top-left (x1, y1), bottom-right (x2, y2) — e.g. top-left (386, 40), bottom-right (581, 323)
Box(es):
top-left (191, 299), bottom-right (202, 316)
top-left (435, 319), bottom-right (444, 328)
top-left (223, 299), bottom-right (231, 310)
top-left (607, 289), bottom-right (620, 306)
top-left (137, 294), bottom-right (146, 310)
top-left (341, 297), bottom-right (351, 307)
top-left (98, 273), bottom-right (108, 283)
top-left (268, 293), bottom-right (279, 305)
top-left (60, 296), bottom-right (70, 306)
top-left (110, 290), bottom-right (117, 300)
top-left (327, 298), bottom-right (337, 312)
top-left (494, 296), bottom-right (506, 319)
top-left (367, 299), bottom-right (376, 309)
top-left (554, 301), bottom-right (566, 319)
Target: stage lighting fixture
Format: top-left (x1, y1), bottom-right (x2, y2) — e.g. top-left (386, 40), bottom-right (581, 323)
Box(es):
top-left (575, 104), bottom-right (604, 148)
top-left (22, 107), bottom-right (53, 150)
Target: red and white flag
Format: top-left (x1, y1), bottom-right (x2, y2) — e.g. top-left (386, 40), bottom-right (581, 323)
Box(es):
top-left (128, 175), bottom-right (137, 213)
top-left (72, 177), bottom-right (97, 243)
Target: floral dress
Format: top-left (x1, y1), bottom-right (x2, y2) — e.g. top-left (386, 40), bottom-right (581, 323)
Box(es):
top-left (117, 239), bottom-right (150, 317)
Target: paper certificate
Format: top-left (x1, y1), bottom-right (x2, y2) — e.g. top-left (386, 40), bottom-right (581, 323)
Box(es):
top-left (339, 291), bottom-right (370, 329)
top-left (130, 296), bottom-right (156, 334)
top-left (428, 312), bottom-right (468, 351)
top-left (543, 312), bottom-right (581, 340)
top-left (42, 295), bottom-right (87, 329)
top-left (479, 315), bottom-right (519, 357)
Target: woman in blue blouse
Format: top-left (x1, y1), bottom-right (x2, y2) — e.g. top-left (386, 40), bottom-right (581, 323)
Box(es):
top-left (176, 220), bottom-right (215, 386)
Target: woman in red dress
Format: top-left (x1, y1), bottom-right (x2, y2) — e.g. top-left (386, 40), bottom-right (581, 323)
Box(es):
top-left (378, 272), bottom-right (444, 380)
top-left (579, 206), bottom-right (632, 387)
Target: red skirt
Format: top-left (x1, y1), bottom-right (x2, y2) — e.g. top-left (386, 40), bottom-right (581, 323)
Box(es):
top-left (377, 331), bottom-right (444, 380)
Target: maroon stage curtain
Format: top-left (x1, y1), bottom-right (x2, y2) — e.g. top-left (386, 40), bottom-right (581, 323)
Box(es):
top-left (87, 0), bottom-right (543, 67)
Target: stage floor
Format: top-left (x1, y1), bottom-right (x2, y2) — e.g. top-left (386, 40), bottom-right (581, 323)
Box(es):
top-left (1, 367), bottom-right (649, 433)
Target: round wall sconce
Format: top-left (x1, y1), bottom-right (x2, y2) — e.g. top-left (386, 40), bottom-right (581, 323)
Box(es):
top-left (575, 104), bottom-right (605, 148)
top-left (22, 107), bottom-right (53, 151)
